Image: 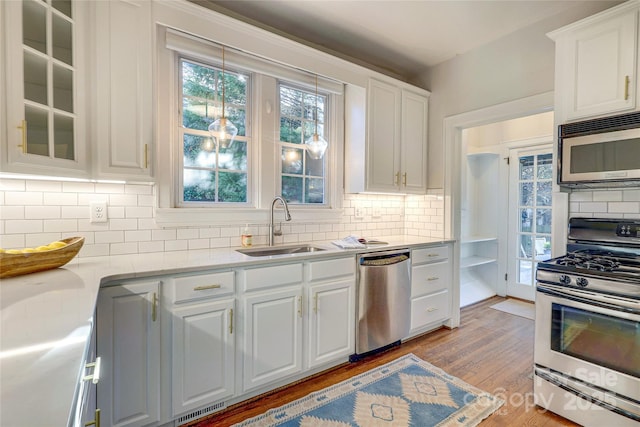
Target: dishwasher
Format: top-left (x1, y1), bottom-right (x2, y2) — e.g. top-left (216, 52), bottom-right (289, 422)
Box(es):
top-left (353, 249), bottom-right (411, 359)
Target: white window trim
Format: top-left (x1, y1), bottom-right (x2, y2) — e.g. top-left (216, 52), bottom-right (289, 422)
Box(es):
top-left (155, 25), bottom-right (344, 227)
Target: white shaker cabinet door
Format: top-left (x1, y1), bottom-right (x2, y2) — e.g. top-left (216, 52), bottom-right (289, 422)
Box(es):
top-left (558, 10), bottom-right (638, 120)
top-left (171, 298), bottom-right (235, 417)
top-left (307, 279), bottom-right (355, 369)
top-left (97, 280), bottom-right (161, 427)
top-left (94, 0), bottom-right (153, 179)
top-left (242, 287), bottom-right (303, 392)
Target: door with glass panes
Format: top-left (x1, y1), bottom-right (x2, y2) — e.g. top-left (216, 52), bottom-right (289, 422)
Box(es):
top-left (507, 146), bottom-right (553, 301)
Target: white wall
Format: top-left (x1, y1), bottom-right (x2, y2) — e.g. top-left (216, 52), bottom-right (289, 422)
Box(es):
top-left (419, 2), bottom-right (620, 190)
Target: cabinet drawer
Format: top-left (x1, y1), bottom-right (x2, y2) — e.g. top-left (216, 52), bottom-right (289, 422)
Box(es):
top-left (306, 257), bottom-right (355, 282)
top-left (242, 263), bottom-right (303, 292)
top-left (411, 290), bottom-right (450, 331)
top-left (411, 260), bottom-right (450, 298)
top-left (172, 271), bottom-right (235, 304)
top-left (412, 245), bottom-right (449, 264)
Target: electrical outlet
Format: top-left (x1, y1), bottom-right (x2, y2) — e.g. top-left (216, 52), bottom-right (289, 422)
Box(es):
top-left (90, 201), bottom-right (108, 223)
top-left (354, 206), bottom-right (365, 219)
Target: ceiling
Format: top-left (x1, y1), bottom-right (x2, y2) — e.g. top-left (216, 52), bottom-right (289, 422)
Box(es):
top-left (197, 1), bottom-right (619, 80)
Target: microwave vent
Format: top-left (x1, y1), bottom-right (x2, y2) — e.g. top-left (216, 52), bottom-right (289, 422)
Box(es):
top-left (560, 111), bottom-right (640, 138)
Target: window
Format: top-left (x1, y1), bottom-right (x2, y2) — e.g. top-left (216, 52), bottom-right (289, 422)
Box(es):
top-left (156, 25), bottom-right (345, 225)
top-left (279, 84), bottom-right (327, 204)
top-left (179, 58), bottom-right (250, 205)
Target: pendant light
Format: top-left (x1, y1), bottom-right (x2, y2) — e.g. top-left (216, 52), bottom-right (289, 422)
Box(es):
top-left (208, 45), bottom-right (237, 149)
top-left (305, 74), bottom-right (328, 160)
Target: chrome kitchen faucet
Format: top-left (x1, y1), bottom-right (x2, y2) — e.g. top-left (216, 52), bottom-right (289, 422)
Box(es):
top-left (269, 196), bottom-right (292, 246)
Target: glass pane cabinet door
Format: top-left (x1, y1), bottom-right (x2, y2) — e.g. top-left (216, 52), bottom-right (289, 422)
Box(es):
top-left (3, 0), bottom-right (87, 175)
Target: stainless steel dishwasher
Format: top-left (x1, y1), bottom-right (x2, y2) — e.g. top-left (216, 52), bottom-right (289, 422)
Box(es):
top-left (353, 249), bottom-right (411, 358)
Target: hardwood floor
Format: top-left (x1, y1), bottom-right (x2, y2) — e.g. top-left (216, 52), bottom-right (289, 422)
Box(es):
top-left (189, 296), bottom-right (578, 426)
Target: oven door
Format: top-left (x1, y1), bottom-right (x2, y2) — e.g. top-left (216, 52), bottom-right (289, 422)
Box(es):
top-left (535, 284), bottom-right (640, 401)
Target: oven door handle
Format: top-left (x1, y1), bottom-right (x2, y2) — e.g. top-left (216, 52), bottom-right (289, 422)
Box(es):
top-left (537, 284), bottom-right (640, 315)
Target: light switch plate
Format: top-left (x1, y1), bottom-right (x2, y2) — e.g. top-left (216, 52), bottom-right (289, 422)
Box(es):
top-left (90, 201), bottom-right (108, 223)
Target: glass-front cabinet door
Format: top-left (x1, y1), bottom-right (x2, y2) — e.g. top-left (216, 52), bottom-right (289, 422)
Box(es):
top-left (2, 0), bottom-right (88, 177)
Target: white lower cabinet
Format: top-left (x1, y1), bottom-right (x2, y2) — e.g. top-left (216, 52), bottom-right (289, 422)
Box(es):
top-left (408, 245), bottom-right (452, 337)
top-left (306, 258), bottom-right (355, 369)
top-left (171, 298), bottom-right (235, 417)
top-left (97, 280), bottom-right (161, 427)
top-left (168, 270), bottom-right (236, 418)
top-left (242, 286), bottom-right (304, 392)
top-left (306, 280), bottom-right (354, 368)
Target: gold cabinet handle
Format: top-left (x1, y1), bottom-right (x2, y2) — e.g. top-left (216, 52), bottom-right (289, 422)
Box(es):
top-left (85, 409), bottom-right (100, 427)
top-left (625, 75), bottom-right (630, 101)
top-left (427, 307), bottom-right (438, 312)
top-left (402, 172), bottom-right (407, 186)
top-left (427, 277), bottom-right (439, 281)
top-left (152, 292), bottom-right (158, 322)
top-left (193, 284), bottom-right (222, 291)
top-left (229, 308), bottom-right (233, 334)
top-left (144, 144), bottom-right (149, 168)
top-left (427, 253), bottom-right (439, 258)
top-left (394, 172), bottom-right (400, 185)
top-left (82, 357), bottom-right (102, 384)
top-left (17, 120), bottom-right (27, 153)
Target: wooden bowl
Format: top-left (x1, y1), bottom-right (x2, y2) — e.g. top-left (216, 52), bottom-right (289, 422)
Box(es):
top-left (0, 237), bottom-right (85, 279)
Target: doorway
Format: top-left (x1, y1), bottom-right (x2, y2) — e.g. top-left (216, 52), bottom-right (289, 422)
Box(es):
top-left (444, 92), bottom-right (556, 323)
top-left (507, 146), bottom-right (553, 301)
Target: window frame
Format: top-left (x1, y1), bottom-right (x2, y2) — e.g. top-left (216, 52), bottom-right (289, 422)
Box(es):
top-left (155, 26), bottom-right (344, 227)
top-left (177, 55), bottom-right (253, 207)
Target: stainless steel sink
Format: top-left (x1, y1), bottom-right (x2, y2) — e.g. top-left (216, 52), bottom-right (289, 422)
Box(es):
top-left (237, 244), bottom-right (326, 257)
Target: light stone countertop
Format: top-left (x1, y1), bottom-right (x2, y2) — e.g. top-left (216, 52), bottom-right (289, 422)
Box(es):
top-left (0, 235), bottom-right (453, 427)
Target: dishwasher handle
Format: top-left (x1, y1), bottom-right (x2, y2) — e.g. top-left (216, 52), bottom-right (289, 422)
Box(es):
top-left (359, 252), bottom-right (409, 267)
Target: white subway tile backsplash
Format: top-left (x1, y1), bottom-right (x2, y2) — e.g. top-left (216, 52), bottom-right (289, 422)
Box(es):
top-left (44, 192), bottom-right (78, 206)
top-left (26, 233), bottom-right (62, 247)
top-left (1, 178), bottom-right (449, 256)
top-left (6, 191), bottom-right (42, 205)
top-left (125, 230), bottom-right (152, 242)
top-left (592, 190), bottom-right (622, 202)
top-left (579, 202), bottom-right (607, 212)
top-left (623, 190), bottom-right (640, 202)
top-left (0, 234), bottom-right (25, 249)
top-left (5, 220), bottom-right (43, 234)
top-left (608, 202), bottom-right (640, 213)
top-left (110, 194), bottom-right (138, 206)
top-left (95, 183), bottom-right (125, 194)
top-left (95, 231), bottom-right (124, 244)
top-left (0, 206), bottom-right (25, 219)
top-left (43, 219), bottom-right (77, 233)
top-left (26, 206), bottom-right (60, 219)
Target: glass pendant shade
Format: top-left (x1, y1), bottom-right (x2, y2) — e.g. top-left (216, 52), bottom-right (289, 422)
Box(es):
top-left (208, 117), bottom-right (237, 149)
top-left (305, 74), bottom-right (328, 159)
top-left (305, 133), bottom-right (328, 160)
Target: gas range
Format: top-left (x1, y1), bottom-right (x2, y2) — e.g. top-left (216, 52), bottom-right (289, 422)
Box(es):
top-left (537, 218), bottom-right (640, 299)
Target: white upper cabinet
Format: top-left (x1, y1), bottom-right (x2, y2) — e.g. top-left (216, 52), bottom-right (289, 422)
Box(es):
top-left (1, 0), bottom-right (90, 177)
top-left (550, 2), bottom-right (639, 121)
top-left (345, 78), bottom-right (429, 194)
top-left (93, 0), bottom-right (153, 180)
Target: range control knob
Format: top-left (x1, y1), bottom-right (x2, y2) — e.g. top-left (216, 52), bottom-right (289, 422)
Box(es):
top-left (576, 277), bottom-right (589, 288)
top-left (559, 274), bottom-right (572, 285)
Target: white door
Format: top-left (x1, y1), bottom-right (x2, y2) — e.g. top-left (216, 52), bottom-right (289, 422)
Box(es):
top-left (507, 146), bottom-right (553, 301)
top-left (171, 298), bottom-right (235, 417)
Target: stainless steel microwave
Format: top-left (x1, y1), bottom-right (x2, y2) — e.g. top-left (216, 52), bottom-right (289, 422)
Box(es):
top-left (559, 111), bottom-right (640, 188)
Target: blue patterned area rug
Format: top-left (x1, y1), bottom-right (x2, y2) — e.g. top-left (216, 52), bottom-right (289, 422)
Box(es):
top-left (233, 353), bottom-right (504, 427)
